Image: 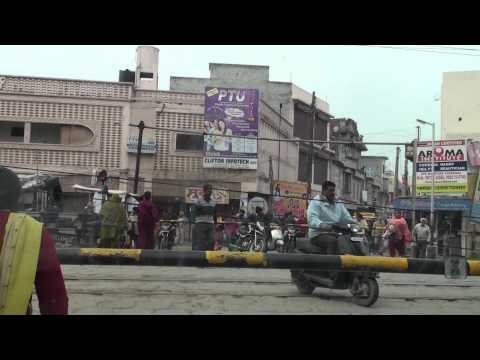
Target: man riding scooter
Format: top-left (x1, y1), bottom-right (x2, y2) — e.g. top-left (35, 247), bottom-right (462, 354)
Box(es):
top-left (291, 180), bottom-right (379, 307)
top-left (307, 181), bottom-right (355, 255)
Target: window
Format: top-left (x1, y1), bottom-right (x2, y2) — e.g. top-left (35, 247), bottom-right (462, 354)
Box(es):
top-left (298, 150), bottom-right (309, 182)
top-left (313, 157), bottom-right (327, 185)
top-left (0, 121), bottom-right (25, 142)
top-left (11, 127), bottom-right (24, 137)
top-left (140, 72), bottom-right (154, 79)
top-left (343, 173), bottom-right (352, 194)
top-left (176, 133), bottom-right (203, 152)
top-left (30, 123), bottom-right (94, 145)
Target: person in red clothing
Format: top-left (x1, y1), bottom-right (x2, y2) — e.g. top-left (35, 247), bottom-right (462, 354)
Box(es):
top-left (137, 191), bottom-right (160, 249)
top-left (387, 211), bottom-right (412, 257)
top-left (0, 166), bottom-right (68, 315)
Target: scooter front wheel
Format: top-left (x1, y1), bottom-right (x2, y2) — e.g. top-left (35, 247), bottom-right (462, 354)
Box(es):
top-left (351, 278), bottom-right (379, 307)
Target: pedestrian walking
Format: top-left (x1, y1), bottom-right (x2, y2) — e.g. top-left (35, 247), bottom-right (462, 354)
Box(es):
top-left (99, 194), bottom-right (128, 248)
top-left (387, 211), bottom-right (412, 257)
top-left (176, 210), bottom-right (188, 245)
top-left (137, 191), bottom-right (159, 249)
top-left (413, 218), bottom-right (431, 258)
top-left (0, 166), bottom-right (68, 314)
top-left (192, 184), bottom-right (217, 251)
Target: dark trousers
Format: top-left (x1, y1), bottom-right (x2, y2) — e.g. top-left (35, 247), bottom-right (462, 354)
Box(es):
top-left (416, 240), bottom-right (428, 258)
top-left (389, 237), bottom-right (405, 257)
top-left (193, 223), bottom-right (215, 251)
top-left (311, 234), bottom-right (338, 255)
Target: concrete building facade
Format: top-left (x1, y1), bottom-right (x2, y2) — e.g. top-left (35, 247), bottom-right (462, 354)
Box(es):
top-left (441, 71), bottom-right (480, 140)
top-left (0, 73), bottom-right (132, 212)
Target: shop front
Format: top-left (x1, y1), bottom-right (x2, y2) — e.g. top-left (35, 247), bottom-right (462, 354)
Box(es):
top-left (393, 197), bottom-right (471, 255)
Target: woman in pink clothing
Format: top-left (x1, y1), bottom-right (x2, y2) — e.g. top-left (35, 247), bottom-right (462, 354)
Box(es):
top-left (137, 191), bottom-right (159, 249)
top-left (387, 211), bottom-right (412, 257)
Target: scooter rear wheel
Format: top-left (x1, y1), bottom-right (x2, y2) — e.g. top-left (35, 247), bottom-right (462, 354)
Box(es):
top-left (352, 278), bottom-right (379, 307)
top-left (291, 271), bottom-right (315, 295)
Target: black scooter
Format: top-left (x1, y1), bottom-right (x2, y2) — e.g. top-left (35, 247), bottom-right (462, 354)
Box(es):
top-left (290, 223), bottom-right (379, 307)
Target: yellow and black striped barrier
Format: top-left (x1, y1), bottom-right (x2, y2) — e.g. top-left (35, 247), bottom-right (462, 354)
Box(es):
top-left (56, 249), bottom-right (480, 277)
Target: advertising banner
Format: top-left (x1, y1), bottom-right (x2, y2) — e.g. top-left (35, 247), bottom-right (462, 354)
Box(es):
top-left (416, 139), bottom-right (468, 195)
top-left (203, 87), bottom-right (259, 170)
top-left (470, 174), bottom-right (480, 224)
top-left (185, 187), bottom-right (229, 205)
top-left (467, 141), bottom-right (480, 167)
top-left (272, 181), bottom-right (308, 218)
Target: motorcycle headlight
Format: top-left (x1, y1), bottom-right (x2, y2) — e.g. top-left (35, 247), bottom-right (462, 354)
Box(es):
top-left (271, 229), bottom-right (283, 242)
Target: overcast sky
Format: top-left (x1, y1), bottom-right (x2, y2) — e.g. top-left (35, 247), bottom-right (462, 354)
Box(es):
top-left (1, 45), bottom-right (479, 173)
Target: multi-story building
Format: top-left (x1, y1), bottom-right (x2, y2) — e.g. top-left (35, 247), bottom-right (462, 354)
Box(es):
top-left (360, 155), bottom-right (390, 217)
top-left (0, 71), bottom-right (132, 212)
top-left (438, 71), bottom-right (480, 257)
top-left (170, 63), bottom-right (334, 198)
top-left (0, 46), bottom-right (375, 222)
top-left (441, 71), bottom-right (480, 140)
top-left (328, 118), bottom-right (367, 211)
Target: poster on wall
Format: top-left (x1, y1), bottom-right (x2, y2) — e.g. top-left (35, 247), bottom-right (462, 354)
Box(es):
top-left (272, 181), bottom-right (308, 218)
top-left (416, 139), bottom-right (468, 195)
top-left (203, 87), bottom-right (259, 170)
top-left (185, 187), bottom-right (229, 205)
top-left (470, 174), bottom-right (480, 224)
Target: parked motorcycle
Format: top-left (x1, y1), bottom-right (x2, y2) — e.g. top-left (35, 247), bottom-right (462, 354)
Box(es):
top-left (157, 221), bottom-right (176, 250)
top-left (282, 223), bottom-right (298, 253)
top-left (290, 223), bottom-right (379, 307)
top-left (267, 221), bottom-right (285, 252)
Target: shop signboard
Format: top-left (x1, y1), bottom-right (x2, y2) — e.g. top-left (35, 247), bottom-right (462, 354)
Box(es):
top-left (272, 181), bottom-right (308, 218)
top-left (203, 87), bottom-right (259, 170)
top-left (248, 196), bottom-right (269, 215)
top-left (416, 139), bottom-right (468, 195)
top-left (185, 187), bottom-right (229, 205)
top-left (127, 136), bottom-right (157, 154)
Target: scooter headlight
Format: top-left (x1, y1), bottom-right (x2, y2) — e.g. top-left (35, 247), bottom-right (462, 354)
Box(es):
top-left (271, 229), bottom-right (283, 242)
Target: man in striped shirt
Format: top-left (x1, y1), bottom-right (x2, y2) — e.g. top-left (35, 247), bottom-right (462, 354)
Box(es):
top-left (192, 184), bottom-right (217, 251)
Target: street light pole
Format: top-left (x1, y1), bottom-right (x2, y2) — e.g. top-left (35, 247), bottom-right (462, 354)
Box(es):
top-left (417, 119), bottom-right (435, 231)
top-left (430, 122), bottom-right (435, 230)
top-left (133, 121), bottom-right (145, 195)
top-left (277, 103), bottom-right (282, 181)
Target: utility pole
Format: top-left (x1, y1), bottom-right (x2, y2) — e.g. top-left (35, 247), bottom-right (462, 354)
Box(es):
top-left (404, 149), bottom-right (409, 196)
top-left (417, 126), bottom-right (421, 141)
top-left (133, 121), bottom-right (145, 195)
top-left (307, 92), bottom-right (316, 201)
top-left (394, 146), bottom-right (400, 199)
top-left (411, 139), bottom-right (418, 235)
top-left (269, 155), bottom-right (274, 211)
top-left (277, 103), bottom-right (282, 181)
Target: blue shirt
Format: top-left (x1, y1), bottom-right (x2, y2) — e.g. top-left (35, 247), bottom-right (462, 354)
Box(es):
top-left (307, 195), bottom-right (355, 239)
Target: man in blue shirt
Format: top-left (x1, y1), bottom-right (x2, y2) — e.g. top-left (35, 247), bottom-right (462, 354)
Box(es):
top-left (307, 180), bottom-right (355, 255)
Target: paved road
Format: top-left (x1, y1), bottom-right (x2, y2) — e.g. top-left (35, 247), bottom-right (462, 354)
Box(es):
top-left (32, 260), bottom-right (480, 315)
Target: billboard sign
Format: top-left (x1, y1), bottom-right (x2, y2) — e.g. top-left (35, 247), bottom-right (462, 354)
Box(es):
top-left (272, 181), bottom-right (308, 218)
top-left (416, 139), bottom-right (468, 195)
top-left (127, 136), bottom-right (157, 154)
top-left (203, 87), bottom-right (259, 170)
top-left (185, 187), bottom-right (229, 205)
